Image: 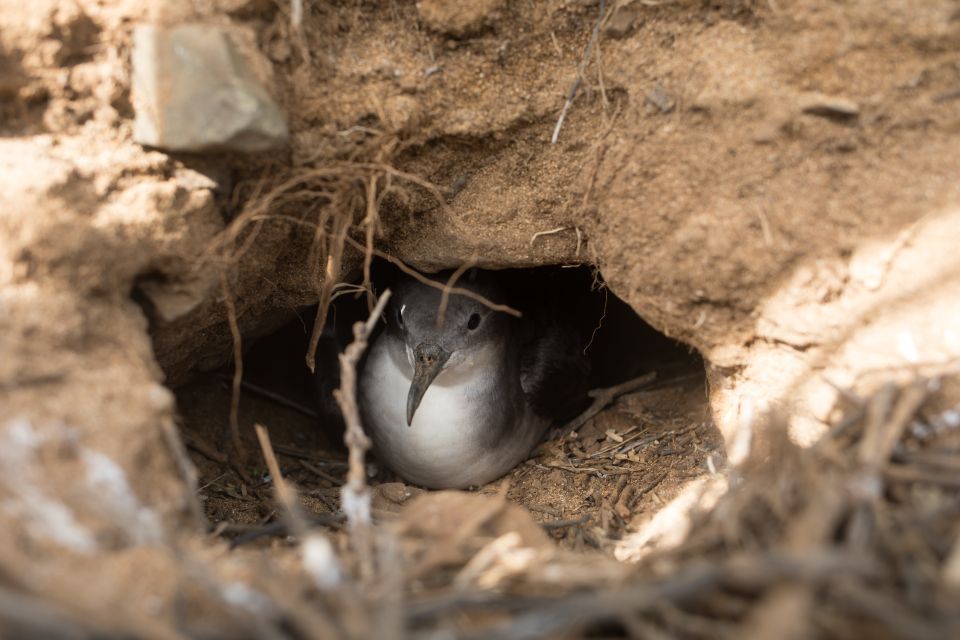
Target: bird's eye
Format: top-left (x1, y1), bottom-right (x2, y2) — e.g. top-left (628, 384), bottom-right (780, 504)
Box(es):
top-left (467, 313), bottom-right (481, 330)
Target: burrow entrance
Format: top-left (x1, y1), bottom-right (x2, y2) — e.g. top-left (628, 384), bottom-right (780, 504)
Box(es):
top-left (174, 263), bottom-right (720, 551)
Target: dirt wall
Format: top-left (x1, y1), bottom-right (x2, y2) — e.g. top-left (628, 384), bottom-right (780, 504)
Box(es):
top-left (2, 0), bottom-right (960, 635)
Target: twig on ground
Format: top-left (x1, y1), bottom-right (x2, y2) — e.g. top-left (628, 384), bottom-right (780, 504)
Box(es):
top-left (453, 551), bottom-right (873, 640)
top-left (333, 289), bottom-right (392, 580)
top-left (197, 472), bottom-right (229, 494)
top-left (860, 379), bottom-right (929, 468)
top-left (181, 433), bottom-right (226, 463)
top-left (227, 512), bottom-right (346, 548)
top-left (584, 425), bottom-right (644, 459)
top-left (636, 471), bottom-right (668, 499)
top-left (407, 497), bottom-right (510, 581)
top-left (255, 424), bottom-right (310, 538)
top-left (882, 464), bottom-right (960, 487)
top-left (298, 459), bottom-right (344, 486)
top-left (255, 423), bottom-right (343, 590)
top-left (271, 443), bottom-right (349, 467)
top-left (830, 579), bottom-right (945, 640)
top-left (561, 372), bottom-right (657, 435)
top-left (159, 419), bottom-right (207, 529)
top-left (857, 382), bottom-right (899, 467)
top-left (182, 428), bottom-right (254, 485)
top-left (217, 375), bottom-right (319, 419)
top-left (537, 461), bottom-right (633, 476)
top-left (741, 474), bottom-right (848, 640)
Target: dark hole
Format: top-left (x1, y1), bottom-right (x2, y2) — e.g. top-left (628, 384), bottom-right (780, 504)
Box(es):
top-left (235, 260), bottom-right (702, 439)
top-left (173, 260), bottom-right (708, 532)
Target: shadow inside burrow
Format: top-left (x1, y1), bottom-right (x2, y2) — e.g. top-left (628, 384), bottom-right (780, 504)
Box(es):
top-left (173, 260), bottom-right (719, 550)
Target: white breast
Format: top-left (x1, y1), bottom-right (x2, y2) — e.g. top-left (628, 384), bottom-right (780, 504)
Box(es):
top-left (360, 337), bottom-right (543, 489)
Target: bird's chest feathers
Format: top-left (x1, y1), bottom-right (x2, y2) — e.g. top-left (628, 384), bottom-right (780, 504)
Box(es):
top-left (370, 342), bottom-right (496, 441)
top-left (362, 340), bottom-right (510, 486)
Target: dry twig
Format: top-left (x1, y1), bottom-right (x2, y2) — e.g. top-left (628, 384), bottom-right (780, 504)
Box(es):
top-left (561, 372), bottom-right (657, 435)
top-left (334, 289), bottom-right (392, 580)
top-left (255, 423), bottom-right (343, 593)
top-left (218, 375), bottom-right (319, 419)
top-left (529, 226), bottom-right (571, 245)
top-left (453, 551), bottom-right (873, 640)
top-left (159, 419), bottom-right (206, 529)
top-left (343, 235), bottom-right (522, 317)
top-left (220, 271), bottom-right (245, 457)
top-left (255, 424), bottom-right (310, 538)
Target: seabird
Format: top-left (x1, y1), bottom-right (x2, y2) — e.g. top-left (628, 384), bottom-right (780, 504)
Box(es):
top-left (359, 270), bottom-right (589, 489)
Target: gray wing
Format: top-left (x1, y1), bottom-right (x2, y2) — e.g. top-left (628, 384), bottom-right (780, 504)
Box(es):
top-left (519, 317), bottom-right (590, 424)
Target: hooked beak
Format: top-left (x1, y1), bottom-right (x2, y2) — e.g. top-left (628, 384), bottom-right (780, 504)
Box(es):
top-left (407, 343), bottom-right (451, 426)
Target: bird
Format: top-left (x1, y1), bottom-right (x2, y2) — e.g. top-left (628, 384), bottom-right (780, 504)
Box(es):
top-left (358, 270), bottom-right (590, 489)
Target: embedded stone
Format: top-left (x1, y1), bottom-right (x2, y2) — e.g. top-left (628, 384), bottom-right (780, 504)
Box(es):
top-left (417, 0), bottom-right (506, 37)
top-left (132, 24), bottom-right (289, 153)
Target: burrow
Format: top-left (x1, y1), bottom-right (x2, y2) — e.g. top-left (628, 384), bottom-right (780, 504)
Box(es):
top-left (166, 257), bottom-right (720, 549)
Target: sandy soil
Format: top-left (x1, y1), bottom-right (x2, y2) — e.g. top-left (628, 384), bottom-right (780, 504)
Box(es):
top-left (2, 0), bottom-right (960, 637)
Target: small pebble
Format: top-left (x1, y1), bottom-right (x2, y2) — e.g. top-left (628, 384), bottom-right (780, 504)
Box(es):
top-left (645, 84), bottom-right (675, 113)
top-left (800, 92), bottom-right (859, 119)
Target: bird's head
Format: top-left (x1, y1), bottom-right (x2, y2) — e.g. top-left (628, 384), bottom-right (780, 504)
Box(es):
top-left (384, 272), bottom-right (510, 426)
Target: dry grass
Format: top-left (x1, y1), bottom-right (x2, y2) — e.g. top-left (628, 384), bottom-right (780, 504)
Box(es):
top-left (4, 330), bottom-right (958, 638)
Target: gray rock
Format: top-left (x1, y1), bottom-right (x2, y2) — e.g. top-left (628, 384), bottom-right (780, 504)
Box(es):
top-left (645, 83), bottom-right (675, 114)
top-left (799, 92), bottom-right (860, 120)
top-left (132, 24), bottom-right (289, 153)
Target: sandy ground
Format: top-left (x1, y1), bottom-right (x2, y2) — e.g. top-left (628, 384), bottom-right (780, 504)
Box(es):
top-left (2, 0), bottom-right (960, 637)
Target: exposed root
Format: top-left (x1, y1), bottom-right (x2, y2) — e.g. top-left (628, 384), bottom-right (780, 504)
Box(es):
top-left (435, 256), bottom-right (477, 329)
top-left (219, 270), bottom-right (245, 458)
top-left (529, 226), bottom-right (570, 245)
top-left (199, 151), bottom-right (450, 375)
top-left (344, 235), bottom-right (522, 318)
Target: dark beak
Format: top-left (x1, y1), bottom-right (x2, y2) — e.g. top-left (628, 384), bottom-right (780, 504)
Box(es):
top-left (407, 343), bottom-right (451, 426)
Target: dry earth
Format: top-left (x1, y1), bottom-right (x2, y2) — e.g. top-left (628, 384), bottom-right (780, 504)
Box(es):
top-left (1, 0), bottom-right (959, 637)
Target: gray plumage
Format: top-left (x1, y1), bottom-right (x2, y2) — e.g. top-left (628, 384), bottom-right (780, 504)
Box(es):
top-left (358, 271), bottom-right (588, 489)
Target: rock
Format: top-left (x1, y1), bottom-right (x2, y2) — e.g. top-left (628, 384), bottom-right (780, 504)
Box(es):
top-left (645, 83), bottom-right (675, 113)
top-left (371, 482), bottom-right (425, 514)
top-left (382, 94), bottom-right (421, 133)
top-left (417, 0), bottom-right (506, 37)
top-left (132, 24), bottom-right (289, 153)
top-left (799, 92), bottom-right (859, 120)
top-left (604, 6), bottom-right (639, 39)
